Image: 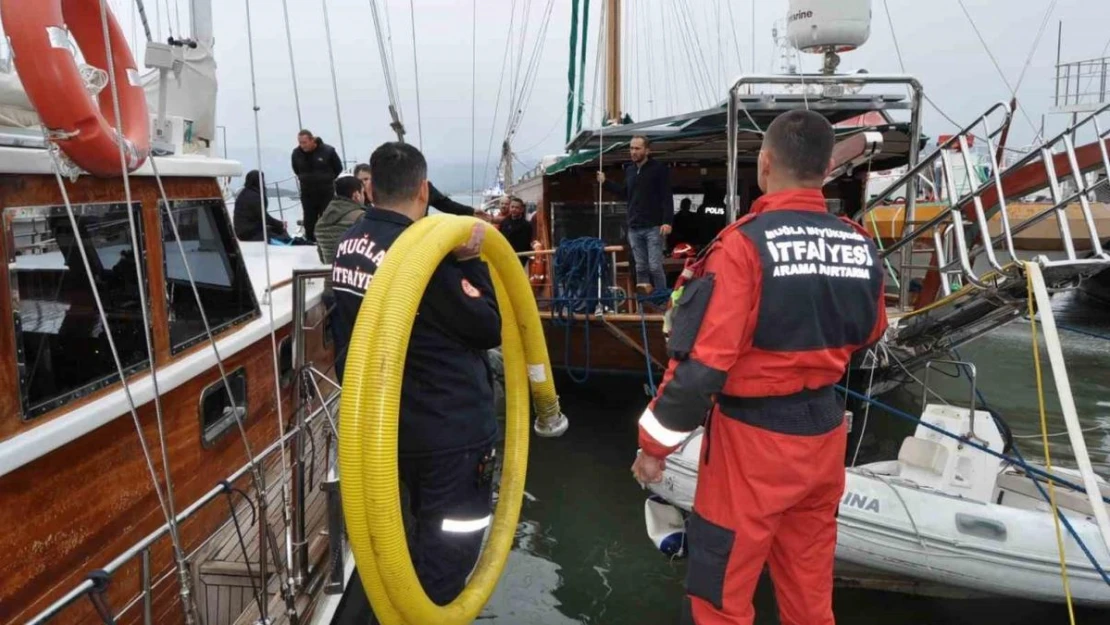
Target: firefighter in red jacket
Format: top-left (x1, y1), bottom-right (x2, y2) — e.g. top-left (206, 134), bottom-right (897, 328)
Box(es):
top-left (631, 110), bottom-right (888, 625)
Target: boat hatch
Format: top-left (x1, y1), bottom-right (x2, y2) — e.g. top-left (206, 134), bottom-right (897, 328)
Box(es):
top-left (199, 366), bottom-right (248, 448)
top-left (160, 198), bottom-right (258, 354)
top-left (6, 202), bottom-right (151, 419)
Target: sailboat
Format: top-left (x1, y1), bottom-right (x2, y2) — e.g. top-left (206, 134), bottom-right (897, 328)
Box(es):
top-left (0, 2), bottom-right (345, 624)
top-left (517, 0), bottom-right (1110, 384)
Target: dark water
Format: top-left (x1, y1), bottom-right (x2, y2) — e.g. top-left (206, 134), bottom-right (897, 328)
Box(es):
top-left (478, 292), bottom-right (1110, 624)
top-left (335, 292), bottom-right (1110, 624)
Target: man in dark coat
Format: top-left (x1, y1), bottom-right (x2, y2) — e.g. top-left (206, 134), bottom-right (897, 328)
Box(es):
top-left (233, 170), bottom-right (288, 242)
top-left (291, 130), bottom-right (343, 241)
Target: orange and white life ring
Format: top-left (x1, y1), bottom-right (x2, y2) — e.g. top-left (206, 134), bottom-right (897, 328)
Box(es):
top-left (1, 0), bottom-right (150, 176)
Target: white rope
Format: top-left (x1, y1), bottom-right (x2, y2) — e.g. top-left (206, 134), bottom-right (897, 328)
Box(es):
top-left (407, 0), bottom-right (423, 150)
top-left (243, 0), bottom-right (296, 582)
top-left (504, 0), bottom-right (557, 146)
top-left (279, 0), bottom-right (304, 130)
top-left (850, 348), bottom-right (880, 467)
top-left (321, 0), bottom-right (348, 163)
top-left (94, 1), bottom-right (196, 619)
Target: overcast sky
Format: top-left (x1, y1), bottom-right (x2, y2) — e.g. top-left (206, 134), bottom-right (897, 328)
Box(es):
top-left (113, 0), bottom-right (1110, 192)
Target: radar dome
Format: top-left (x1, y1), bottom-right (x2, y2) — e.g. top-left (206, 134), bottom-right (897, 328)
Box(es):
top-left (787, 0), bottom-right (872, 53)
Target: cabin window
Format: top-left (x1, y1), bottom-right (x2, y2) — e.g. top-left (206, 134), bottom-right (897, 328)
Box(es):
top-left (5, 202), bottom-right (151, 419)
top-left (200, 367), bottom-right (248, 448)
top-left (160, 198), bottom-right (258, 353)
top-left (279, 336), bottom-right (294, 388)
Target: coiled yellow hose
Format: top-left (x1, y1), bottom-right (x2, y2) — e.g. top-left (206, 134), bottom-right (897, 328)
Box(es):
top-left (338, 213), bottom-right (567, 625)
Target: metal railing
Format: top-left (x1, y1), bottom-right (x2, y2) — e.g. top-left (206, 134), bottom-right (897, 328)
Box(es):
top-left (1055, 56), bottom-right (1110, 112)
top-left (725, 73), bottom-right (925, 307)
top-left (26, 268), bottom-right (340, 625)
top-left (864, 99), bottom-right (1110, 306)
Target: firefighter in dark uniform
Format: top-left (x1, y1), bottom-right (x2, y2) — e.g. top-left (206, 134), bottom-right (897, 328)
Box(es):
top-left (330, 142), bottom-right (501, 611)
top-left (631, 110), bottom-right (888, 625)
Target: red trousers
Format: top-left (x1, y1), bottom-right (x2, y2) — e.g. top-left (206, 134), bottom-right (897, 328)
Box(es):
top-left (685, 409), bottom-right (847, 625)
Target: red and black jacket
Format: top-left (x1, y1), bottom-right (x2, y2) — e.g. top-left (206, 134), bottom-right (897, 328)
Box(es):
top-left (638, 189), bottom-right (888, 458)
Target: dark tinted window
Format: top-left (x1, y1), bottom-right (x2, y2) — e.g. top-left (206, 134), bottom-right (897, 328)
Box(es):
top-left (7, 202), bottom-right (151, 418)
top-left (279, 336), bottom-right (294, 387)
top-left (161, 199), bottom-right (258, 352)
top-left (200, 367), bottom-right (248, 447)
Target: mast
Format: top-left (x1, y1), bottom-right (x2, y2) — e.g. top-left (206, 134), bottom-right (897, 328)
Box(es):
top-left (605, 0), bottom-right (621, 124)
top-left (190, 0), bottom-right (214, 48)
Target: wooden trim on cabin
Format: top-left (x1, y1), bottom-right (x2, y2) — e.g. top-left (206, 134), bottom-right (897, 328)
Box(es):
top-left (0, 205), bottom-right (16, 426)
top-left (142, 194), bottom-right (173, 364)
top-left (0, 175), bottom-right (227, 439)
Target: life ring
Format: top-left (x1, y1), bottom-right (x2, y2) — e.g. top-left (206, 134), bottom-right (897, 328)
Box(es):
top-left (339, 215), bottom-right (567, 625)
top-left (1, 0), bottom-right (150, 176)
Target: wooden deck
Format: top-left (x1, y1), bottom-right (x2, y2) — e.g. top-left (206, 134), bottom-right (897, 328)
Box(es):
top-left (191, 414), bottom-right (337, 625)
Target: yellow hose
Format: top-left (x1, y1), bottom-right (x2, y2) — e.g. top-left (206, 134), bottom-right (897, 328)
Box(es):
top-left (338, 214), bottom-right (567, 625)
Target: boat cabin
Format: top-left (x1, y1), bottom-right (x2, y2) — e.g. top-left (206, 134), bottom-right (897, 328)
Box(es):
top-left (520, 92), bottom-right (920, 312)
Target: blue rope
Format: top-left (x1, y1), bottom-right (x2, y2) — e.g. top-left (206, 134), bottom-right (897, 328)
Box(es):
top-left (945, 348), bottom-right (1110, 585)
top-left (635, 288), bottom-right (672, 395)
top-left (548, 238), bottom-right (612, 383)
top-left (834, 385), bottom-right (1110, 507)
top-left (1020, 314), bottom-right (1110, 343)
top-left (1057, 322), bottom-right (1110, 343)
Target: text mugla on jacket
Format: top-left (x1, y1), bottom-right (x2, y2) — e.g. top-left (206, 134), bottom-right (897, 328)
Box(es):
top-left (331, 207), bottom-right (502, 456)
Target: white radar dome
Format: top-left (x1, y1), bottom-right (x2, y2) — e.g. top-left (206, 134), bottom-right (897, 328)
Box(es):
top-left (787, 0), bottom-right (872, 53)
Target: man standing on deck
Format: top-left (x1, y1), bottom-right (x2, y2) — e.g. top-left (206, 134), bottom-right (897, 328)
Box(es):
top-left (291, 130), bottom-right (343, 242)
top-left (630, 110), bottom-right (887, 625)
top-left (597, 135), bottom-right (674, 294)
top-left (331, 142), bottom-right (501, 610)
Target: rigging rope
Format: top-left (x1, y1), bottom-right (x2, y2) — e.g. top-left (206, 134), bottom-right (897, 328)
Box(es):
top-left (1028, 271), bottom-right (1078, 621)
top-left (321, 0), bottom-right (349, 164)
top-left (368, 0), bottom-right (405, 139)
top-left (62, 3), bottom-right (199, 620)
top-left (407, 0), bottom-right (423, 149)
top-left (279, 0), bottom-right (304, 130)
top-left (954, 0), bottom-right (1040, 136)
top-left (243, 0), bottom-right (298, 610)
top-left (132, 0), bottom-right (153, 42)
top-left (504, 0), bottom-right (557, 147)
top-left (481, 0), bottom-right (519, 191)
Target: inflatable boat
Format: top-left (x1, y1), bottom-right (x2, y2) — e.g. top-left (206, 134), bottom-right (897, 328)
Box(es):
top-left (644, 404), bottom-right (1110, 606)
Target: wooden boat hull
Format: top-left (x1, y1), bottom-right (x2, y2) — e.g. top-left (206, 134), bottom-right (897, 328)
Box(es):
top-left (0, 174), bottom-right (336, 624)
top-left (541, 313), bottom-right (667, 377)
top-left (0, 310), bottom-right (333, 625)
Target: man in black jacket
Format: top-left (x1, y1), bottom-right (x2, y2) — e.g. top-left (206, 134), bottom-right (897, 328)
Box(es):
top-left (597, 135), bottom-right (674, 293)
top-left (351, 160), bottom-right (483, 219)
top-left (331, 142), bottom-right (501, 607)
top-left (291, 130), bottom-right (343, 241)
top-left (233, 170), bottom-right (289, 242)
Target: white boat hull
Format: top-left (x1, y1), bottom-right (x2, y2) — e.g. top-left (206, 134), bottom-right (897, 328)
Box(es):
top-left (646, 428), bottom-right (1110, 607)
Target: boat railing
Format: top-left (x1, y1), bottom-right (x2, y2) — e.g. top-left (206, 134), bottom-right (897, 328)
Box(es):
top-left (865, 99), bottom-right (1110, 309)
top-left (1054, 55), bottom-right (1110, 113)
top-left (26, 268), bottom-right (343, 625)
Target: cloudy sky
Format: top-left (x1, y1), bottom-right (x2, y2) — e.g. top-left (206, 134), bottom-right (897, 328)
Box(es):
top-left (113, 0), bottom-right (1110, 193)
